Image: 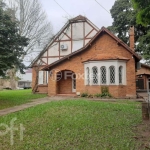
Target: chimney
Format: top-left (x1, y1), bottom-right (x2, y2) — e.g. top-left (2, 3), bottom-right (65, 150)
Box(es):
top-left (129, 26), bottom-right (135, 51)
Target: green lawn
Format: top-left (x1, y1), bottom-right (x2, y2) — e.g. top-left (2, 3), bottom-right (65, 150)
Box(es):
top-left (0, 89), bottom-right (47, 110)
top-left (0, 100), bottom-right (142, 150)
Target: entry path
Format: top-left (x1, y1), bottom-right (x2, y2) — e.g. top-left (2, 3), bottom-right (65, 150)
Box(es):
top-left (0, 96), bottom-right (69, 116)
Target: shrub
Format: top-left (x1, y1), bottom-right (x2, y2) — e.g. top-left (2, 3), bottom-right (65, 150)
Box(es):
top-left (94, 93), bottom-right (102, 98)
top-left (87, 94), bottom-right (94, 98)
top-left (81, 93), bottom-right (88, 97)
top-left (101, 86), bottom-right (111, 97)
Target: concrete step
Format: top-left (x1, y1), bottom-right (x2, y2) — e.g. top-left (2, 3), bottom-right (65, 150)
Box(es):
top-left (56, 94), bottom-right (77, 97)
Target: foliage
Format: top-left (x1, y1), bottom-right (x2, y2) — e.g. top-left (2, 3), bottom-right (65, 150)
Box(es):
top-left (0, 2), bottom-right (28, 76)
top-left (81, 92), bottom-right (88, 97)
top-left (94, 93), bottom-right (102, 98)
top-left (108, 0), bottom-right (150, 63)
top-left (101, 86), bottom-right (112, 98)
top-left (0, 89), bottom-right (46, 110)
top-left (8, 0), bottom-right (53, 61)
top-left (132, 0), bottom-right (150, 26)
top-left (0, 100), bottom-right (141, 149)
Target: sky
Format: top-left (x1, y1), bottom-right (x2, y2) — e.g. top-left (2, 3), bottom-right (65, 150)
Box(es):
top-left (39, 0), bottom-right (116, 34)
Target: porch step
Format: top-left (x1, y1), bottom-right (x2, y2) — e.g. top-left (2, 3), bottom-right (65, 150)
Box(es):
top-left (56, 94), bottom-right (77, 97)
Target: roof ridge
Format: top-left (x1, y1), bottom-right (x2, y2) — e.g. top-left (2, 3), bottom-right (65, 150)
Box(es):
top-left (42, 27), bottom-right (141, 70)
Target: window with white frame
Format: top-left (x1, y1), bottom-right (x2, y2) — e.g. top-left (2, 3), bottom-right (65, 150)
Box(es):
top-left (86, 67), bottom-right (90, 85)
top-left (119, 66), bottom-right (123, 84)
top-left (92, 66), bottom-right (98, 85)
top-left (100, 66), bottom-right (106, 84)
top-left (38, 71), bottom-right (48, 85)
top-left (84, 60), bottom-right (126, 86)
top-left (38, 71), bottom-right (43, 84)
top-left (109, 66), bottom-right (115, 84)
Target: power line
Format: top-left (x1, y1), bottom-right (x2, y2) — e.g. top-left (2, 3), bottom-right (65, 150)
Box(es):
top-left (53, 0), bottom-right (71, 17)
top-left (95, 0), bottom-right (110, 14)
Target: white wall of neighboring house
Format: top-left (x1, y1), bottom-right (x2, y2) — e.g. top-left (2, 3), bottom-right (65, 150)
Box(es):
top-left (18, 69), bottom-right (32, 81)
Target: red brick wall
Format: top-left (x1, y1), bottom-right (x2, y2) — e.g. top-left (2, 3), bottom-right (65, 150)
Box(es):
top-left (37, 85), bottom-right (48, 93)
top-left (32, 66), bottom-right (48, 93)
top-left (136, 66), bottom-right (150, 75)
top-left (58, 77), bottom-right (72, 94)
top-left (47, 33), bottom-right (136, 98)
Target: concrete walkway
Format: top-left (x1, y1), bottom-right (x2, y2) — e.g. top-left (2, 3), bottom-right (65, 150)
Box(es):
top-left (0, 96), bottom-right (68, 116)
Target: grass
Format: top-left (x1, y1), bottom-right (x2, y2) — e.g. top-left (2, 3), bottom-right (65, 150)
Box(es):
top-left (0, 89), bottom-right (47, 110)
top-left (0, 100), bottom-right (142, 150)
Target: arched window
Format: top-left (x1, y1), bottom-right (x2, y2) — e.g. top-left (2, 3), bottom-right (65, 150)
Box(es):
top-left (100, 66), bottom-right (106, 84)
top-left (86, 67), bottom-right (90, 85)
top-left (119, 66), bottom-right (123, 84)
top-left (109, 66), bottom-right (115, 84)
top-left (92, 66), bottom-right (98, 85)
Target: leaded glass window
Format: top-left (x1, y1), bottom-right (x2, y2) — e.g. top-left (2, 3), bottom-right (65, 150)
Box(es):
top-left (119, 66), bottom-right (123, 84)
top-left (92, 67), bottom-right (98, 85)
top-left (100, 66), bottom-right (106, 84)
top-left (86, 67), bottom-right (90, 85)
top-left (109, 66), bottom-right (115, 84)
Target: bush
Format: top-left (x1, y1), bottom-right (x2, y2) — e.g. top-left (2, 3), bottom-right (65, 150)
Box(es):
top-left (101, 86), bottom-right (112, 98)
top-left (87, 94), bottom-right (94, 98)
top-left (94, 93), bottom-right (101, 98)
top-left (81, 93), bottom-right (88, 97)
top-left (101, 92), bottom-right (112, 98)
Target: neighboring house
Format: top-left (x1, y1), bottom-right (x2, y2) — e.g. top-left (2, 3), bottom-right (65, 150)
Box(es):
top-left (18, 69), bottom-right (32, 88)
top-left (30, 15), bottom-right (141, 98)
top-left (136, 64), bottom-right (150, 91)
top-left (0, 78), bottom-right (17, 90)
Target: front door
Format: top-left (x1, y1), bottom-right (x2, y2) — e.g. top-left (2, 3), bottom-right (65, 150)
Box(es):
top-left (136, 79), bottom-right (144, 89)
top-left (72, 74), bottom-right (76, 93)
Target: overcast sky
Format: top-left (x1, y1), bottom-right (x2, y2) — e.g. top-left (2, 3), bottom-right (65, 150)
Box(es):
top-left (39, 0), bottom-right (116, 33)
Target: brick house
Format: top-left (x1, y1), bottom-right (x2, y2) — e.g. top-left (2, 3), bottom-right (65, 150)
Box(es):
top-left (136, 64), bottom-right (150, 91)
top-left (30, 15), bottom-right (141, 98)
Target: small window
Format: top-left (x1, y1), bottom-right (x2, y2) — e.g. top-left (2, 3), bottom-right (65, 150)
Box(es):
top-left (38, 71), bottom-right (44, 84)
top-left (92, 66), bottom-right (98, 85)
top-left (86, 67), bottom-right (90, 85)
top-left (109, 66), bottom-right (115, 84)
top-left (100, 66), bottom-right (106, 84)
top-left (119, 66), bottom-right (123, 84)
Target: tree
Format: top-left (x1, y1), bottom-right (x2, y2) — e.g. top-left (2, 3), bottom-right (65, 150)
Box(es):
top-left (8, 0), bottom-right (53, 61)
top-left (132, 0), bottom-right (150, 26)
top-left (0, 2), bottom-right (28, 76)
top-left (108, 0), bottom-right (150, 63)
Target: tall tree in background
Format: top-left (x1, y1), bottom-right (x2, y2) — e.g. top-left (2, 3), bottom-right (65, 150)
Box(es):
top-left (8, 0), bottom-right (53, 61)
top-left (0, 1), bottom-right (28, 77)
top-left (108, 0), bottom-right (150, 63)
top-left (132, 0), bottom-right (150, 26)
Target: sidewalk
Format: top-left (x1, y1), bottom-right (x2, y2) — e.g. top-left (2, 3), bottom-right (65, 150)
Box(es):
top-left (0, 96), bottom-right (68, 116)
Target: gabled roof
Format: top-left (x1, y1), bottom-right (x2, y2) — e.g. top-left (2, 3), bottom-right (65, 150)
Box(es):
top-left (42, 27), bottom-right (141, 71)
top-left (141, 63), bottom-right (150, 69)
top-left (82, 54), bottom-right (130, 62)
top-left (29, 15), bottom-right (99, 68)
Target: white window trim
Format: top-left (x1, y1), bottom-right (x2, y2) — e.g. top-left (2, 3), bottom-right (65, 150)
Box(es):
top-left (109, 66), bottom-right (115, 85)
top-left (100, 66), bottom-right (107, 85)
top-left (38, 71), bottom-right (43, 85)
top-left (84, 60), bottom-right (127, 86)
